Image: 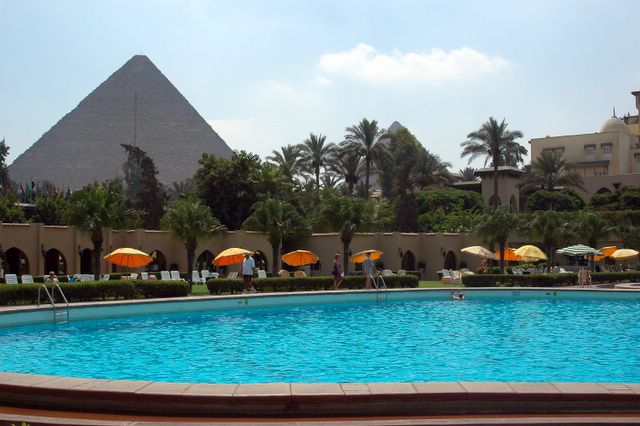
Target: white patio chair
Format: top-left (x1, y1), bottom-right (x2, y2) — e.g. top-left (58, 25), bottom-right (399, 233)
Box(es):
top-left (382, 269), bottom-right (394, 276)
top-left (101, 274), bottom-right (110, 281)
top-left (210, 272), bottom-right (219, 279)
top-left (191, 270), bottom-right (203, 284)
top-left (140, 272), bottom-right (149, 280)
top-left (451, 270), bottom-right (463, 285)
top-left (21, 274), bottom-right (34, 284)
top-left (227, 272), bottom-right (238, 279)
top-left (257, 269), bottom-right (267, 279)
top-left (396, 269), bottom-right (406, 276)
top-left (170, 270), bottom-right (185, 281)
top-left (5, 274), bottom-right (18, 284)
top-left (130, 272), bottom-right (139, 279)
top-left (81, 274), bottom-right (94, 281)
top-left (439, 269), bottom-right (453, 285)
top-left (200, 270), bottom-right (211, 282)
top-left (160, 270), bottom-right (171, 280)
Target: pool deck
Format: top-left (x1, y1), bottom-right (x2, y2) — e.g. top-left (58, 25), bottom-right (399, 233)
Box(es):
top-left (1, 288), bottom-right (639, 422)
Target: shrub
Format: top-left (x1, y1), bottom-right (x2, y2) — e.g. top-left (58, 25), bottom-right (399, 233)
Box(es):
top-left (135, 280), bottom-right (189, 298)
top-left (462, 273), bottom-right (578, 287)
top-left (590, 271), bottom-right (640, 284)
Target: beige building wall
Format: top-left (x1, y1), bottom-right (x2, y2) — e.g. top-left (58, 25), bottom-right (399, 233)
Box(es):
top-left (0, 223), bottom-right (492, 280)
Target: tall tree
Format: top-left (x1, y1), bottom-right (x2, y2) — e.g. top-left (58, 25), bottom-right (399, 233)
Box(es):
top-left (523, 210), bottom-right (570, 272)
top-left (330, 149), bottom-right (362, 195)
top-left (121, 144), bottom-right (168, 229)
top-left (343, 119), bottom-right (389, 199)
top-left (66, 184), bottom-right (133, 277)
top-left (458, 167), bottom-right (478, 182)
top-left (266, 145), bottom-right (304, 181)
top-left (242, 197), bottom-right (308, 273)
top-left (0, 139), bottom-right (10, 192)
top-left (161, 200), bottom-right (226, 288)
top-left (474, 205), bottom-right (520, 273)
top-left (299, 133), bottom-right (337, 192)
top-left (461, 117), bottom-right (524, 208)
top-left (520, 150), bottom-right (585, 192)
top-left (572, 211), bottom-right (616, 271)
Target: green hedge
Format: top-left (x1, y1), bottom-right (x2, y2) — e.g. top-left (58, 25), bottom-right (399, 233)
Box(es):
top-left (590, 271), bottom-right (640, 284)
top-left (0, 280), bottom-right (188, 305)
top-left (462, 273), bottom-right (579, 287)
top-left (207, 274), bottom-right (419, 294)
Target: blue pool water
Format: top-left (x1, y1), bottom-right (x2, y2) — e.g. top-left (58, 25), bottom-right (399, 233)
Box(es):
top-left (1, 296), bottom-right (639, 384)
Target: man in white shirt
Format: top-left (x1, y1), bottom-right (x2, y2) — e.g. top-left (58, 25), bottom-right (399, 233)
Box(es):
top-left (363, 252), bottom-right (375, 289)
top-left (241, 252), bottom-right (257, 293)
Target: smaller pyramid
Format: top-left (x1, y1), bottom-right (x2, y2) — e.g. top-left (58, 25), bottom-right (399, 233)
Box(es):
top-left (9, 55), bottom-right (233, 188)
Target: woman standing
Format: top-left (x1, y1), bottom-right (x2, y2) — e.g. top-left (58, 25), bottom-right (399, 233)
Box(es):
top-left (332, 252), bottom-right (343, 289)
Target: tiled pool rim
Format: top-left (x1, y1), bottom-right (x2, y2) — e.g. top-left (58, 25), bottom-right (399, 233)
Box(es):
top-left (1, 288), bottom-right (640, 418)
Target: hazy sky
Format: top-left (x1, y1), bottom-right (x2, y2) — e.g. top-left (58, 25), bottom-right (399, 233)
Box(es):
top-left (1, 0), bottom-right (639, 171)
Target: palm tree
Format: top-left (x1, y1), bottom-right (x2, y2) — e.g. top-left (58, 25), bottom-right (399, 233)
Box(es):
top-left (572, 211), bottom-right (616, 271)
top-left (412, 150), bottom-right (453, 188)
top-left (266, 145), bottom-right (304, 180)
top-left (520, 150), bottom-right (585, 192)
top-left (458, 167), bottom-right (478, 182)
top-left (330, 149), bottom-right (362, 195)
top-left (343, 119), bottom-right (390, 199)
top-left (461, 117), bottom-right (524, 208)
top-left (161, 200), bottom-right (226, 288)
top-left (523, 210), bottom-right (570, 272)
top-left (242, 197), bottom-right (308, 273)
top-left (66, 184), bottom-right (133, 278)
top-left (298, 133), bottom-right (337, 192)
top-left (474, 205), bottom-right (520, 273)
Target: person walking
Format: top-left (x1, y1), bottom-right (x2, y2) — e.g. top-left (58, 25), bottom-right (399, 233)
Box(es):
top-left (332, 252), bottom-right (343, 290)
top-left (241, 251), bottom-right (257, 293)
top-left (363, 252), bottom-right (375, 289)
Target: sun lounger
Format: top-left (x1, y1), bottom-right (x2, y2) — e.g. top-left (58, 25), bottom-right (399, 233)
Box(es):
top-left (21, 274), bottom-right (34, 284)
top-left (5, 274), bottom-right (18, 284)
top-left (257, 269), bottom-right (267, 278)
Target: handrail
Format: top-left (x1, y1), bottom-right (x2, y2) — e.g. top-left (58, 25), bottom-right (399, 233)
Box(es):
top-left (37, 284), bottom-right (69, 323)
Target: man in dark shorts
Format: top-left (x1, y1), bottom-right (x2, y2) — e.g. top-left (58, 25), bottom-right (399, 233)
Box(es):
top-left (241, 251), bottom-right (257, 293)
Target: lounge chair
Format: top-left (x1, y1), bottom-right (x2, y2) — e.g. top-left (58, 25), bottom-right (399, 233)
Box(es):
top-left (294, 270), bottom-right (306, 278)
top-left (200, 270), bottom-right (211, 282)
top-left (277, 269), bottom-right (290, 278)
top-left (130, 272), bottom-right (139, 279)
top-left (170, 271), bottom-right (184, 281)
top-left (382, 269), bottom-right (394, 276)
top-left (451, 270), bottom-right (463, 285)
top-left (101, 274), bottom-right (110, 281)
top-left (396, 269), bottom-right (406, 276)
top-left (5, 274), bottom-right (18, 284)
top-left (227, 272), bottom-right (238, 279)
top-left (140, 272), bottom-right (149, 280)
top-left (160, 270), bottom-right (171, 280)
top-left (191, 270), bottom-right (204, 284)
top-left (21, 274), bottom-right (34, 284)
top-left (439, 269), bottom-right (453, 285)
top-left (257, 269), bottom-right (267, 279)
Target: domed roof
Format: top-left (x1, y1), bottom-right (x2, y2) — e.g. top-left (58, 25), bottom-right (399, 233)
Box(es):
top-left (600, 115), bottom-right (629, 134)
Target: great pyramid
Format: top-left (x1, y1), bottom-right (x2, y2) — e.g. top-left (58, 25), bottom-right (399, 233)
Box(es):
top-left (8, 55), bottom-right (233, 189)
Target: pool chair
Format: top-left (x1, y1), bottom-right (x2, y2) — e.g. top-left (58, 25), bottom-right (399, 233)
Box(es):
top-left (160, 271), bottom-right (171, 280)
top-left (277, 269), bottom-right (290, 278)
top-left (382, 269), bottom-right (394, 276)
top-left (4, 274), bottom-right (18, 284)
top-left (191, 270), bottom-right (204, 284)
top-left (257, 269), bottom-right (267, 279)
top-left (451, 270), bottom-right (463, 285)
top-left (439, 269), bottom-right (453, 285)
top-left (294, 270), bottom-right (306, 278)
top-left (130, 272), bottom-right (139, 280)
top-left (227, 272), bottom-right (238, 279)
top-left (21, 274), bottom-right (34, 284)
top-left (200, 270), bottom-right (211, 282)
top-left (100, 274), bottom-right (110, 281)
top-left (170, 271), bottom-right (185, 281)
top-left (396, 269), bottom-right (406, 276)
top-left (140, 272), bottom-right (149, 280)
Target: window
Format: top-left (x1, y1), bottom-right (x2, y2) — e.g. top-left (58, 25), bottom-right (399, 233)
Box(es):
top-left (601, 143), bottom-right (612, 160)
top-left (584, 145), bottom-right (596, 161)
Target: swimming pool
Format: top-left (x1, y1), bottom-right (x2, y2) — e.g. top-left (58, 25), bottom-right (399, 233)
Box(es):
top-left (1, 289), bottom-right (639, 384)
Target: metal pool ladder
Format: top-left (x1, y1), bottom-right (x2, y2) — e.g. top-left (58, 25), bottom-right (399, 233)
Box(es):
top-left (38, 284), bottom-right (70, 324)
top-left (371, 273), bottom-right (388, 302)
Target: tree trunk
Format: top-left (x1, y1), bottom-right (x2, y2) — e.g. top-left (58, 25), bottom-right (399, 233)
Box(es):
top-left (364, 160), bottom-right (370, 199)
top-left (92, 237), bottom-right (103, 280)
top-left (271, 240), bottom-right (280, 274)
top-left (186, 243), bottom-right (195, 291)
top-left (499, 241), bottom-right (505, 274)
top-left (343, 240), bottom-right (350, 276)
top-left (493, 163), bottom-right (499, 208)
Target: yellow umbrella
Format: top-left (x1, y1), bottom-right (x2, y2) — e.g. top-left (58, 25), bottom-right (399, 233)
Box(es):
top-left (594, 246), bottom-right (617, 262)
top-left (495, 247), bottom-right (524, 262)
top-left (282, 250), bottom-right (319, 266)
top-left (461, 246), bottom-right (498, 260)
top-left (350, 249), bottom-right (383, 263)
top-left (610, 248), bottom-right (639, 261)
top-left (104, 248), bottom-right (152, 268)
top-left (213, 248), bottom-right (253, 266)
top-left (514, 245), bottom-right (547, 262)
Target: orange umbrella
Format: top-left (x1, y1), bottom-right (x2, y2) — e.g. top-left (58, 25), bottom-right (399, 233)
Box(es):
top-left (594, 246), bottom-right (617, 262)
top-left (213, 248), bottom-right (253, 266)
top-left (495, 247), bottom-right (524, 262)
top-left (282, 250), bottom-right (319, 266)
top-left (104, 248), bottom-right (152, 268)
top-left (350, 249), bottom-right (383, 263)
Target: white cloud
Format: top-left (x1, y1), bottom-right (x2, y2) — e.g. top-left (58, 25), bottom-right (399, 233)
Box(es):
top-left (310, 75), bottom-right (332, 87)
top-left (319, 43), bottom-right (509, 84)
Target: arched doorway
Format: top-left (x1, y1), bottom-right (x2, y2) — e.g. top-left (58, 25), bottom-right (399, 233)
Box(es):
top-left (148, 250), bottom-right (167, 272)
top-left (401, 250), bottom-right (415, 270)
top-left (196, 250), bottom-right (214, 272)
top-left (489, 195), bottom-right (502, 208)
top-left (443, 250), bottom-right (457, 270)
top-left (4, 247), bottom-right (30, 275)
top-left (252, 250), bottom-right (268, 272)
top-left (596, 187), bottom-right (611, 194)
top-left (45, 248), bottom-right (66, 274)
top-left (509, 195), bottom-right (518, 213)
top-left (80, 248), bottom-right (93, 274)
